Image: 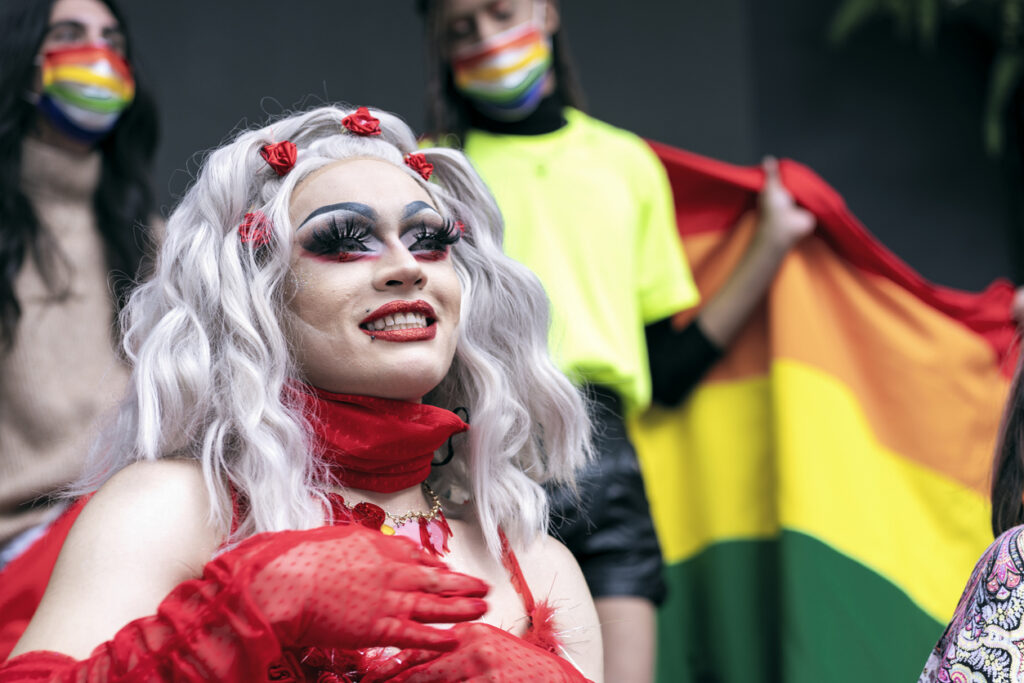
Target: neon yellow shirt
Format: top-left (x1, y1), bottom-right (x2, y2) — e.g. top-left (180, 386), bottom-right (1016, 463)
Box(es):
top-left (463, 109), bottom-right (700, 412)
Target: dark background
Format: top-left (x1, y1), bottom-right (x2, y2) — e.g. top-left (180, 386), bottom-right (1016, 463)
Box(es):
top-left (118, 0), bottom-right (1018, 292)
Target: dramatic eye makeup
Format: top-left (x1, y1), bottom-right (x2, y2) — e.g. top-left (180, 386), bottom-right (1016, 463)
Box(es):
top-left (298, 202), bottom-right (382, 261)
top-left (297, 201), bottom-right (460, 262)
top-left (401, 220), bottom-right (461, 260)
top-left (303, 216), bottom-right (382, 261)
top-left (400, 201), bottom-right (461, 260)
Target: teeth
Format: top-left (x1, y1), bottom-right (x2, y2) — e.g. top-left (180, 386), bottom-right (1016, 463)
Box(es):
top-left (365, 312), bottom-right (429, 332)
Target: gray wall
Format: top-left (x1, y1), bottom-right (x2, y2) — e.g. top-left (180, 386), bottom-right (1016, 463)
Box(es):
top-left (119, 0), bottom-right (1016, 292)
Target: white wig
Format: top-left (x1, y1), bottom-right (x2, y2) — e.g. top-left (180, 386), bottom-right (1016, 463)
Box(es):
top-left (77, 105), bottom-right (591, 556)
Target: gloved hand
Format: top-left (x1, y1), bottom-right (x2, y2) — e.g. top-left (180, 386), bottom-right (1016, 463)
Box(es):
top-left (246, 524), bottom-right (488, 650)
top-left (0, 524), bottom-right (489, 682)
top-left (362, 622), bottom-right (592, 683)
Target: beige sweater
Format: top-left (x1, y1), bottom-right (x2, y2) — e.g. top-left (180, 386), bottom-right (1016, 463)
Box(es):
top-left (0, 138), bottom-right (130, 546)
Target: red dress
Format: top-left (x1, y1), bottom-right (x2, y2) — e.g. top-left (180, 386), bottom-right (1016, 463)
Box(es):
top-left (0, 504), bottom-right (588, 682)
top-left (0, 392), bottom-right (591, 681)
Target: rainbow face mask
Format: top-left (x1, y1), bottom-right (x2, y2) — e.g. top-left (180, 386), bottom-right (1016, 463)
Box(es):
top-left (37, 45), bottom-right (135, 144)
top-left (451, 19), bottom-right (552, 122)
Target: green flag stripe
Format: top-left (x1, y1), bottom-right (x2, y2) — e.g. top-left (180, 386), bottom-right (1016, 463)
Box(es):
top-left (656, 532), bottom-right (944, 683)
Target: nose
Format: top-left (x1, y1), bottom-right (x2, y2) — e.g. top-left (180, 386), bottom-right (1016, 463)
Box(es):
top-left (373, 244), bottom-right (426, 291)
top-left (475, 13), bottom-right (505, 42)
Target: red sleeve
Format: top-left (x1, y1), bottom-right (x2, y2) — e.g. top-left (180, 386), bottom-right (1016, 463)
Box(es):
top-left (0, 525), bottom-right (488, 682)
top-left (0, 500), bottom-right (87, 661)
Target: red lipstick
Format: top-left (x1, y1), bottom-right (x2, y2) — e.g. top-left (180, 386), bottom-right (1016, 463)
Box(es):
top-left (360, 300), bottom-right (437, 342)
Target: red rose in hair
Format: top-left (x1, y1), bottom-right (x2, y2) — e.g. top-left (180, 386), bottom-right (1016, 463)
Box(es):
top-left (239, 211), bottom-right (272, 247)
top-left (352, 502), bottom-right (386, 530)
top-left (404, 152), bottom-right (434, 181)
top-left (341, 107), bottom-right (382, 136)
top-left (260, 141), bottom-right (297, 176)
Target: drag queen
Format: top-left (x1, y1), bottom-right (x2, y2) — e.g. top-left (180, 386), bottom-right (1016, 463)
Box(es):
top-left (0, 105), bottom-right (600, 681)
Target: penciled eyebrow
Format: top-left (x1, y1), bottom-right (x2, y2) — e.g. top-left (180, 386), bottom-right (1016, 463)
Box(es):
top-left (298, 202), bottom-right (377, 228)
top-left (402, 201), bottom-right (440, 220)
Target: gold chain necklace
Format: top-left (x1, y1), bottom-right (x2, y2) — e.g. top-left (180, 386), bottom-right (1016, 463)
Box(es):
top-left (327, 482), bottom-right (445, 535)
top-left (383, 482), bottom-right (443, 527)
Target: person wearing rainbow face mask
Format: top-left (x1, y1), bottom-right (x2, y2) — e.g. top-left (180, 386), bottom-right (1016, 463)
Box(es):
top-left (418, 2), bottom-right (815, 681)
top-left (0, 0), bottom-right (158, 569)
top-left (34, 42), bottom-right (136, 147)
top-left (447, 7), bottom-right (553, 123)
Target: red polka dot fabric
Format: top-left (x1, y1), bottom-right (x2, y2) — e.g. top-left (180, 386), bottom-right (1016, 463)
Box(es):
top-left (0, 525), bottom-right (591, 681)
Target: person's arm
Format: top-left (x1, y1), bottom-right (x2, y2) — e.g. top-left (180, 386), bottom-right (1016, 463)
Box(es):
top-left (697, 157), bottom-right (814, 346)
top-left (647, 157), bottom-right (815, 406)
top-left (11, 459), bottom-right (222, 659)
top-left (919, 525), bottom-right (1024, 681)
top-left (1012, 286), bottom-right (1024, 326)
top-left (646, 318), bottom-right (723, 406)
top-left (2, 460), bottom-right (489, 681)
top-left (521, 533), bottom-right (603, 682)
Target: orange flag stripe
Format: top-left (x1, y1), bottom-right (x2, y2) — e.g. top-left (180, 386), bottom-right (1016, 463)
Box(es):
top-left (677, 225), bottom-right (1008, 494)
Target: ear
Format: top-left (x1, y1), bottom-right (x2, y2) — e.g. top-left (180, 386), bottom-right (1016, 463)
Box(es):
top-left (543, 0), bottom-right (560, 36)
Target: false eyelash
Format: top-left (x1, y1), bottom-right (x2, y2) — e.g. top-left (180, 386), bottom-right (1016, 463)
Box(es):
top-left (411, 219), bottom-right (462, 248)
top-left (304, 216), bottom-right (373, 256)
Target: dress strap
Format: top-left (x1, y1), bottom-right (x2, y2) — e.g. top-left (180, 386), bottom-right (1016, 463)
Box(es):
top-left (497, 527), bottom-right (563, 654)
top-left (498, 527), bottom-right (536, 614)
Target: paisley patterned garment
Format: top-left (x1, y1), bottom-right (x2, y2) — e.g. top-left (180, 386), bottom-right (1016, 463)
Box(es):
top-left (919, 525), bottom-right (1024, 682)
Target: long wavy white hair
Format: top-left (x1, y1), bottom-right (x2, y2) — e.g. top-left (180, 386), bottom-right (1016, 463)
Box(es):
top-left (76, 105), bottom-right (591, 557)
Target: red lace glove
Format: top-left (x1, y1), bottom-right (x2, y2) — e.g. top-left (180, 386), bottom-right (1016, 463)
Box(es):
top-left (0, 525), bottom-right (488, 682)
top-left (362, 622), bottom-right (592, 682)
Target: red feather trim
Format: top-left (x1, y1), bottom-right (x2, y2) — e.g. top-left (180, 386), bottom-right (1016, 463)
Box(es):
top-left (522, 599), bottom-right (563, 654)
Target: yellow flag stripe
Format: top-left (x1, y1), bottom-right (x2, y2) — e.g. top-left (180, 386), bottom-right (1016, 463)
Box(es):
top-left (632, 360), bottom-right (991, 622)
top-left (774, 359), bottom-right (989, 621)
top-left (631, 376), bottom-right (780, 562)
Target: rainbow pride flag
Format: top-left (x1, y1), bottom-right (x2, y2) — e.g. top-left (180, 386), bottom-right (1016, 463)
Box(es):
top-left (634, 143), bottom-right (1018, 682)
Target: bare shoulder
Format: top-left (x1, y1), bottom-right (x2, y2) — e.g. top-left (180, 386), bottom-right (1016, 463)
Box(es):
top-left (63, 458), bottom-right (222, 567)
top-left (517, 532), bottom-right (585, 583)
top-left (517, 533), bottom-right (596, 620)
top-left (518, 533), bottom-right (604, 683)
top-left (12, 459), bottom-right (224, 659)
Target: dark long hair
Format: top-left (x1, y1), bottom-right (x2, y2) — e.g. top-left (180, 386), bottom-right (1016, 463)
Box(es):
top-left (0, 0), bottom-right (158, 351)
top-left (418, 0), bottom-right (586, 142)
top-left (991, 348), bottom-right (1024, 535)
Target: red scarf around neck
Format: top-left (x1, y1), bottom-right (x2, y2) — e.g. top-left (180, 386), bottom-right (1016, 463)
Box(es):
top-left (297, 386), bottom-right (469, 493)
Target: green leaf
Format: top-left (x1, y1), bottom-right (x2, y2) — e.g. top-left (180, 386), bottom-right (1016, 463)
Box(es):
top-left (984, 49), bottom-right (1024, 155)
top-left (917, 0), bottom-right (941, 48)
top-left (829, 0), bottom-right (888, 45)
top-left (893, 0), bottom-right (916, 37)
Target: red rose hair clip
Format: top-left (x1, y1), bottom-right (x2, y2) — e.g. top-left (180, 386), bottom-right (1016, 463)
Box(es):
top-left (239, 211), bottom-right (272, 247)
top-left (341, 107), bottom-right (381, 136)
top-left (260, 141), bottom-right (297, 176)
top-left (405, 153), bottom-right (433, 181)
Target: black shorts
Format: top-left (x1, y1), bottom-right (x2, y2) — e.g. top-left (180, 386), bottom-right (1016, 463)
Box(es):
top-left (546, 385), bottom-right (667, 606)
